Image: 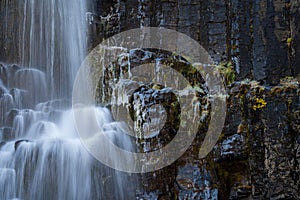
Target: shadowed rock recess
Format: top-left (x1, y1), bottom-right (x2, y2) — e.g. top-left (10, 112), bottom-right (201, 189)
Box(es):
top-left (1, 0), bottom-right (300, 199)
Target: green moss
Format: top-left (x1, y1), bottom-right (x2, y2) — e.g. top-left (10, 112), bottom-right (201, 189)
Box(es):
top-left (216, 61), bottom-right (236, 85)
top-left (187, 66), bottom-right (198, 75)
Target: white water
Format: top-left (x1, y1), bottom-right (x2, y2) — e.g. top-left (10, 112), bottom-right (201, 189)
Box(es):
top-left (0, 0), bottom-right (137, 199)
top-left (18, 0), bottom-right (88, 99)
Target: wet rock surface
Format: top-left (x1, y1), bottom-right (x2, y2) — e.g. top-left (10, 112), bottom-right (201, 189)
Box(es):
top-left (87, 0), bottom-right (300, 85)
top-left (0, 127), bottom-right (12, 141)
top-left (222, 82), bottom-right (299, 199)
top-left (96, 47), bottom-right (300, 199)
top-left (86, 1), bottom-right (300, 198)
top-left (135, 80), bottom-right (299, 199)
top-left (14, 139), bottom-right (31, 151)
top-left (208, 81), bottom-right (300, 199)
top-left (176, 164), bottom-right (218, 199)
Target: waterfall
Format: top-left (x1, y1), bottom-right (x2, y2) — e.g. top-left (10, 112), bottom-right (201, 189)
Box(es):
top-left (0, 0), bottom-right (137, 199)
top-left (18, 0), bottom-right (88, 99)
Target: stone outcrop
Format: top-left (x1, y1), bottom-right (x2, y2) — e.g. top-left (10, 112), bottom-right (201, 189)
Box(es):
top-left (89, 0), bottom-right (300, 84)
top-left (93, 46), bottom-right (299, 199)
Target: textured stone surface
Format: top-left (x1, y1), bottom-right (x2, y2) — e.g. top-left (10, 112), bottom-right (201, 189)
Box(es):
top-left (215, 81), bottom-right (300, 199)
top-left (89, 0), bottom-right (300, 196)
top-left (95, 46), bottom-right (300, 199)
top-left (86, 0), bottom-right (300, 84)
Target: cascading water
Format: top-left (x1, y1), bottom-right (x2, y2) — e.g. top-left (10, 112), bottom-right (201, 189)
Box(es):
top-left (0, 0), bottom-right (137, 199)
top-left (18, 0), bottom-right (89, 99)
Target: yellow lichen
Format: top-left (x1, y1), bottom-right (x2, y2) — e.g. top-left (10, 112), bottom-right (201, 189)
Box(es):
top-left (287, 37), bottom-right (293, 48)
top-left (235, 185), bottom-right (252, 190)
top-left (252, 98), bottom-right (267, 111)
top-left (152, 84), bottom-right (163, 90)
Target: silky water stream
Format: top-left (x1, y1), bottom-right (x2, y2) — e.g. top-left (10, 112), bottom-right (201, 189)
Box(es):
top-left (0, 1), bottom-right (137, 199)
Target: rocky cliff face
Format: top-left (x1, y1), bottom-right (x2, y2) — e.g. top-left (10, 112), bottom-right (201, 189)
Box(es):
top-left (89, 0), bottom-right (300, 84)
top-left (95, 47), bottom-right (299, 199)
top-left (88, 0), bottom-right (300, 199)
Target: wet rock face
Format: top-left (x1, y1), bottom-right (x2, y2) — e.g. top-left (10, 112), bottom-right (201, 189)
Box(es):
top-left (114, 73), bottom-right (299, 199)
top-left (252, 1), bottom-right (294, 85)
top-left (216, 82), bottom-right (300, 199)
top-left (95, 46), bottom-right (289, 199)
top-left (90, 0), bottom-right (300, 85)
top-left (0, 1), bottom-right (22, 63)
top-left (0, 127), bottom-right (12, 141)
top-left (130, 85), bottom-right (179, 145)
top-left (176, 164), bottom-right (218, 199)
top-left (93, 43), bottom-right (300, 198)
top-left (96, 48), bottom-right (206, 105)
top-left (14, 139), bottom-right (31, 151)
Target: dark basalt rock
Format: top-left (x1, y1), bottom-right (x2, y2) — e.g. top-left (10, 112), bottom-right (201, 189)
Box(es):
top-left (14, 139), bottom-right (31, 151)
top-left (122, 80), bottom-right (299, 199)
top-left (0, 85), bottom-right (6, 97)
top-left (9, 88), bottom-right (26, 108)
top-left (175, 164), bottom-right (218, 199)
top-left (88, 0), bottom-right (300, 85)
top-left (0, 127), bottom-right (13, 141)
top-left (94, 40), bottom-right (300, 199)
top-left (12, 68), bottom-right (47, 108)
top-left (0, 141), bottom-right (6, 149)
top-left (5, 109), bottom-right (19, 127)
top-left (6, 64), bottom-right (21, 88)
top-left (215, 82), bottom-right (300, 199)
top-left (129, 85), bottom-right (179, 147)
top-left (0, 63), bottom-right (7, 86)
